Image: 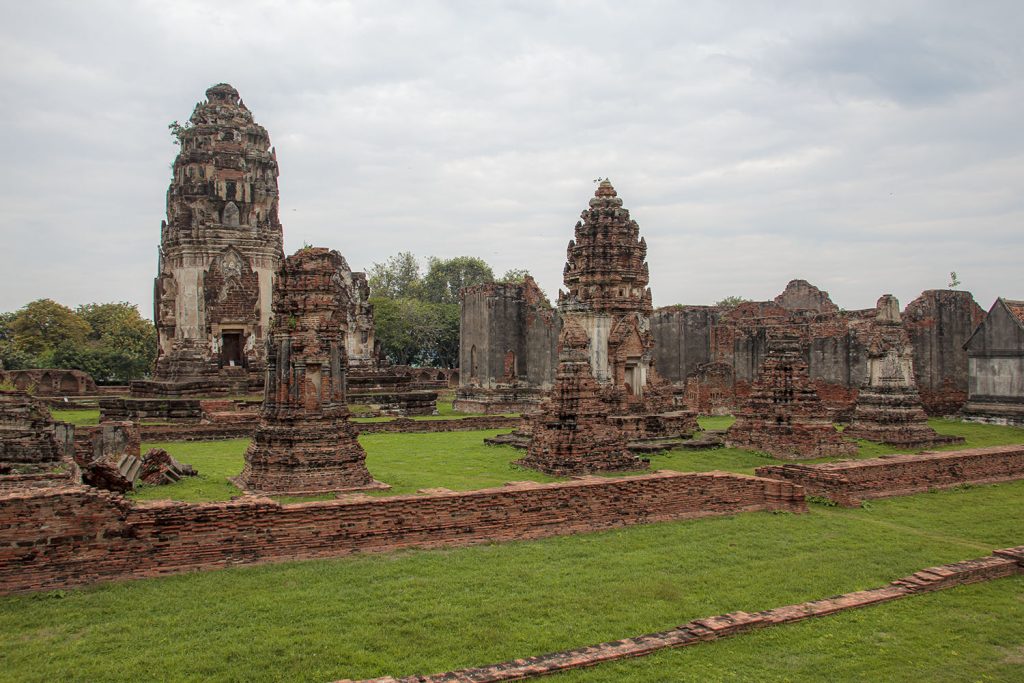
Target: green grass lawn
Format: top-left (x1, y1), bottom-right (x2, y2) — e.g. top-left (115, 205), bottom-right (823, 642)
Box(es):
top-left (1, 481), bottom-right (1022, 682)
top-left (130, 419), bottom-right (1024, 503)
top-left (50, 408), bottom-right (100, 426)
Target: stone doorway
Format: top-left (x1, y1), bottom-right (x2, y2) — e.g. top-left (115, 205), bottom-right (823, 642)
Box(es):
top-left (221, 331), bottom-right (244, 367)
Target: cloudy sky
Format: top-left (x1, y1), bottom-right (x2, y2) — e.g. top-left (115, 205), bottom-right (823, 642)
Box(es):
top-left (1, 1), bottom-right (1021, 317)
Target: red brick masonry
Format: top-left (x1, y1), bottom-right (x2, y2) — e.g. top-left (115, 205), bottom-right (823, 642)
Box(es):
top-left (136, 416), bottom-right (521, 442)
top-left (756, 444), bottom-right (1024, 506)
top-left (339, 546), bottom-right (1024, 683)
top-left (0, 470), bottom-right (804, 594)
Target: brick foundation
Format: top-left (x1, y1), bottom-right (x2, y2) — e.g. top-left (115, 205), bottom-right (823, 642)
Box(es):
top-left (0, 470), bottom-right (804, 594)
top-left (339, 547), bottom-right (1024, 682)
top-left (756, 444), bottom-right (1024, 506)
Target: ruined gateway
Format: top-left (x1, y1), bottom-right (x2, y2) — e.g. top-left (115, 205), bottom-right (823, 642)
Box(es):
top-left (141, 84), bottom-right (375, 398)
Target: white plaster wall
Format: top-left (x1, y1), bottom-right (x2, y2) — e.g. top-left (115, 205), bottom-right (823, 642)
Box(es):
top-left (969, 357), bottom-right (1024, 398)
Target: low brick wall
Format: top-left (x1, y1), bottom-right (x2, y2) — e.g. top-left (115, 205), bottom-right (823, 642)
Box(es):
top-left (0, 470), bottom-right (804, 594)
top-left (139, 422), bottom-right (256, 442)
top-left (342, 546), bottom-right (1024, 682)
top-left (136, 416), bottom-right (519, 441)
top-left (355, 416), bottom-right (519, 434)
top-left (756, 445), bottom-right (1024, 506)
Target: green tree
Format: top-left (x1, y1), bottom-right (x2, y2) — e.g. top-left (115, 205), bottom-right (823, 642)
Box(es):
top-left (421, 256), bottom-right (495, 304)
top-left (370, 297), bottom-right (444, 366)
top-left (499, 268), bottom-right (532, 283)
top-left (75, 302), bottom-right (157, 382)
top-left (367, 252), bottom-right (422, 299)
top-left (948, 271), bottom-right (961, 289)
top-left (9, 299), bottom-right (91, 363)
top-left (0, 311), bottom-right (33, 371)
top-left (715, 295), bottom-right (751, 308)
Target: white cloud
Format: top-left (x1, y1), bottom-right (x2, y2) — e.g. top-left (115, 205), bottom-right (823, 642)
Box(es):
top-left (0, 0), bottom-right (1021, 317)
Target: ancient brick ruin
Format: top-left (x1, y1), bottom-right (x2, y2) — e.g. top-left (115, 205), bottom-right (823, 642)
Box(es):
top-left (0, 369), bottom-right (97, 396)
top-left (845, 296), bottom-right (963, 447)
top-left (962, 297), bottom-right (1024, 426)
top-left (517, 320), bottom-right (645, 475)
top-left (726, 335), bottom-right (856, 459)
top-left (757, 444), bottom-right (1024, 507)
top-left (144, 83), bottom-right (285, 396)
top-left (510, 181), bottom-right (696, 473)
top-left (0, 469), bottom-right (804, 594)
top-left (237, 248), bottom-right (387, 496)
top-left (0, 390), bottom-right (72, 489)
top-left (464, 275), bottom-right (988, 421)
top-left (455, 276), bottom-right (559, 414)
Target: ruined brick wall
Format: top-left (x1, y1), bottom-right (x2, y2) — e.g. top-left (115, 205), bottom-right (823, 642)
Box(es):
top-left (458, 277), bottom-right (559, 390)
top-left (0, 369), bottom-right (97, 395)
top-left (0, 471), bottom-right (804, 594)
top-left (650, 307), bottom-right (714, 384)
top-left (963, 299), bottom-right (1024, 425)
top-left (903, 290), bottom-right (985, 415)
top-left (756, 445), bottom-right (1024, 506)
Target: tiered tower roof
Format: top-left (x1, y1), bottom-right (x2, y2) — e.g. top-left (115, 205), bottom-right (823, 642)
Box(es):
top-left (559, 180), bottom-right (652, 315)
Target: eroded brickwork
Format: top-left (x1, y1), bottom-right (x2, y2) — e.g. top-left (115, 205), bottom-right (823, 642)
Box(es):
top-left (756, 445), bottom-right (1024, 506)
top-left (0, 369), bottom-right (97, 396)
top-left (726, 335), bottom-right (857, 459)
top-left (0, 470), bottom-right (804, 594)
top-left (237, 248), bottom-right (386, 496)
top-left (0, 390), bottom-right (70, 486)
top-left (518, 320), bottom-right (645, 475)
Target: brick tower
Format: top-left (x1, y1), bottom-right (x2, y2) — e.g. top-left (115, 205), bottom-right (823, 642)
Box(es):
top-left (237, 248), bottom-right (388, 495)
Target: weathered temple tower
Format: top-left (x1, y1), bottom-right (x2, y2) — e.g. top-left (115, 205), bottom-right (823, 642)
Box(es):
top-left (517, 181), bottom-right (695, 473)
top-left (726, 335), bottom-right (857, 459)
top-left (236, 248), bottom-right (387, 496)
top-left (559, 180), bottom-right (659, 398)
top-left (148, 83), bottom-right (285, 395)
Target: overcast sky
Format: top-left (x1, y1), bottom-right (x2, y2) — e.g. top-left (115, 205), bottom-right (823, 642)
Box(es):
top-left (1, 1), bottom-right (1021, 318)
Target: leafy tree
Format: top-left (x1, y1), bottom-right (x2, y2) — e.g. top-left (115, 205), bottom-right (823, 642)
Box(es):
top-left (370, 297), bottom-right (440, 366)
top-left (367, 252), bottom-right (422, 299)
top-left (421, 256), bottom-right (495, 304)
top-left (75, 302), bottom-right (157, 382)
top-left (715, 295), bottom-right (751, 308)
top-left (9, 299), bottom-right (91, 363)
top-left (499, 268), bottom-right (532, 284)
top-left (0, 311), bottom-right (33, 371)
top-left (948, 271), bottom-right (961, 289)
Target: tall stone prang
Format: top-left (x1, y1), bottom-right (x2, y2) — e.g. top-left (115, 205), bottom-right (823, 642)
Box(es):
top-left (726, 335), bottom-right (856, 459)
top-left (556, 180), bottom-right (671, 411)
top-left (149, 83), bottom-right (285, 395)
top-left (517, 320), bottom-right (644, 475)
top-left (845, 296), bottom-right (964, 447)
top-left (236, 248), bottom-right (388, 496)
top-left (516, 181), bottom-right (695, 473)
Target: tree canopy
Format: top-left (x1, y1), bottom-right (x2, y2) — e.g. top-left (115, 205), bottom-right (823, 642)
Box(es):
top-left (0, 300), bottom-right (156, 384)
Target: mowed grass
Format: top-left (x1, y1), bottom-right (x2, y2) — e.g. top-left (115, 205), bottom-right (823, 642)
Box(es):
top-left (1, 481), bottom-right (1022, 682)
top-left (130, 419), bottom-right (1024, 502)
top-left (50, 408), bottom-right (100, 426)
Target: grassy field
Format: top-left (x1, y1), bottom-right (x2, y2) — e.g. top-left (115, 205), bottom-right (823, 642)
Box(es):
top-left (1, 479), bottom-right (1021, 682)
top-left (50, 408), bottom-right (100, 426)
top-left (129, 418), bottom-right (1024, 503)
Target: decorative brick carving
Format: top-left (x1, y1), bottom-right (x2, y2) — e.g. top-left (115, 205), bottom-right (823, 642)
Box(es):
top-left (237, 248), bottom-right (388, 496)
top-left (726, 335), bottom-right (856, 459)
